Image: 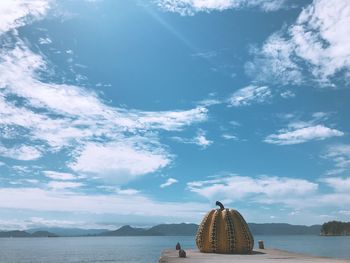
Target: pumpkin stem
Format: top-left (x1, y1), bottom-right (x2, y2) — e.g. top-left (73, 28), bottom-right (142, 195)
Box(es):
top-left (216, 201), bottom-right (225, 210)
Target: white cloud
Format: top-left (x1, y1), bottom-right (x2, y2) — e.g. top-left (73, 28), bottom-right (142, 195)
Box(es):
top-left (69, 141), bottom-right (170, 183)
top-left (0, 0), bottom-right (50, 35)
top-left (198, 98), bottom-right (221, 107)
top-left (312, 112), bottom-right (330, 120)
top-left (194, 130), bottom-right (212, 148)
top-left (160, 178), bottom-right (178, 188)
top-left (187, 174), bottom-right (350, 213)
top-left (222, 133), bottom-right (238, 140)
top-left (1, 47), bottom-right (116, 118)
top-left (38, 37), bottom-right (52, 45)
top-left (138, 107), bottom-right (207, 131)
top-left (228, 85), bottom-right (272, 107)
top-left (321, 177), bottom-right (350, 192)
top-left (339, 210), bottom-right (350, 216)
top-left (12, 165), bottom-right (31, 173)
top-left (247, 0), bottom-right (350, 86)
top-left (0, 34), bottom-right (207, 184)
top-left (97, 186), bottom-right (141, 195)
top-left (0, 43), bottom-right (206, 131)
top-left (246, 34), bottom-right (303, 86)
top-left (43, 171), bottom-right (76, 181)
top-left (0, 145), bottom-right (42, 161)
top-left (155, 0), bottom-right (287, 16)
top-left (0, 187), bottom-right (209, 219)
top-left (265, 125), bottom-right (344, 145)
top-left (316, 192), bottom-right (350, 208)
top-left (323, 144), bottom-right (350, 175)
top-left (280, 90), bottom-right (295, 99)
top-left (229, 120), bottom-right (241, 127)
top-left (0, 0), bottom-right (208, 187)
top-left (0, 219), bottom-right (33, 231)
top-left (47, 181), bottom-right (83, 190)
top-left (172, 129), bottom-right (212, 148)
top-left (290, 0), bottom-right (350, 81)
top-left (117, 188), bottom-right (140, 195)
top-left (0, 217), bottom-right (119, 231)
top-left (188, 175), bottom-right (318, 203)
top-left (7, 178), bottom-right (39, 186)
top-left (265, 113), bottom-right (344, 145)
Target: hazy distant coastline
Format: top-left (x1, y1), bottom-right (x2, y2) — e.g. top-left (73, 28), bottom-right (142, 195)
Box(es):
top-left (0, 223), bottom-right (322, 237)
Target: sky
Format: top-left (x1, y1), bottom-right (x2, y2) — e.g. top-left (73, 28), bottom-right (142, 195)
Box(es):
top-left (0, 0), bottom-right (350, 230)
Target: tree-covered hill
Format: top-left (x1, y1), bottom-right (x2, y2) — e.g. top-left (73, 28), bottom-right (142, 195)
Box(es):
top-left (321, 221), bottom-right (350, 236)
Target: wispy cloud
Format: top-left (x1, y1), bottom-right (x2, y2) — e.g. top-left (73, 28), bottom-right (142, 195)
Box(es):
top-left (38, 37), bottom-right (52, 45)
top-left (339, 210), bottom-right (350, 216)
top-left (0, 38), bottom-right (207, 184)
top-left (265, 125), bottom-right (344, 145)
top-left (200, 85), bottom-right (292, 109)
top-left (0, 187), bottom-right (208, 219)
top-left (228, 85), bottom-right (272, 107)
top-left (198, 98), bottom-right (221, 107)
top-left (47, 181), bottom-right (83, 190)
top-left (0, 0), bottom-right (50, 34)
top-left (222, 133), bottom-right (238, 140)
top-left (160, 177), bottom-right (178, 188)
top-left (188, 175), bottom-right (318, 204)
top-left (117, 188), bottom-right (140, 195)
top-left (246, 34), bottom-right (303, 86)
top-left (280, 90), bottom-right (295, 99)
top-left (188, 174), bottom-right (350, 213)
top-left (323, 144), bottom-right (350, 175)
top-left (0, 0), bottom-right (213, 228)
top-left (155, 0), bottom-right (288, 16)
top-left (0, 145), bottom-right (42, 161)
top-left (0, 217), bottom-right (116, 231)
top-left (194, 130), bottom-right (212, 148)
top-left (247, 0), bottom-right (350, 86)
top-left (172, 129), bottom-right (212, 148)
top-left (320, 177), bottom-right (350, 193)
top-left (69, 142), bottom-right (171, 183)
top-left (43, 171), bottom-right (77, 181)
top-left (264, 113), bottom-right (344, 145)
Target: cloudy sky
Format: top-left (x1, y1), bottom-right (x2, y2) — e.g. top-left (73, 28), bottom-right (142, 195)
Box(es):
top-left (0, 0), bottom-right (350, 230)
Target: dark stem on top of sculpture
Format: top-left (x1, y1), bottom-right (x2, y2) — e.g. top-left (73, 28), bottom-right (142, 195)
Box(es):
top-left (216, 201), bottom-right (225, 210)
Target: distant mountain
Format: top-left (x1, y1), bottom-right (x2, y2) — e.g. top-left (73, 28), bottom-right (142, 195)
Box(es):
top-left (1, 222), bottom-right (322, 237)
top-left (100, 223), bottom-right (321, 236)
top-left (0, 230), bottom-right (31, 238)
top-left (149, 223), bottom-right (198, 236)
top-left (321, 221), bottom-right (350, 236)
top-left (101, 225), bottom-right (162, 236)
top-left (27, 227), bottom-right (108, 237)
top-left (0, 230), bottom-right (57, 238)
top-left (248, 223), bottom-right (321, 235)
top-left (30, 231), bottom-right (58, 237)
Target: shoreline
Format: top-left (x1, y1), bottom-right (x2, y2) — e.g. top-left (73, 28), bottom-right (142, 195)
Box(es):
top-left (159, 248), bottom-right (350, 263)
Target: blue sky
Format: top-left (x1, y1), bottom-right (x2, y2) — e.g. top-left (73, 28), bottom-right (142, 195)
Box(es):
top-left (0, 0), bottom-right (350, 230)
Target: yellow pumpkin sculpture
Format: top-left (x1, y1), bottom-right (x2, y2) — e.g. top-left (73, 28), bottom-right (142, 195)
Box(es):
top-left (196, 201), bottom-right (254, 254)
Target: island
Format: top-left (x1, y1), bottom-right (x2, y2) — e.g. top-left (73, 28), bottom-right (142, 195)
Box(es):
top-left (321, 221), bottom-right (350, 236)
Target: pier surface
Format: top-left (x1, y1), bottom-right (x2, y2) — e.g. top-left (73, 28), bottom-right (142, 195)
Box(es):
top-left (159, 249), bottom-right (350, 263)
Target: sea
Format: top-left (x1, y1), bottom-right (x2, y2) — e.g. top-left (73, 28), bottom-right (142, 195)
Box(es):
top-left (0, 235), bottom-right (350, 263)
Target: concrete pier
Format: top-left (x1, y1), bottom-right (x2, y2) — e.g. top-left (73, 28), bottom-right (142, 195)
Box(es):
top-left (159, 249), bottom-right (350, 263)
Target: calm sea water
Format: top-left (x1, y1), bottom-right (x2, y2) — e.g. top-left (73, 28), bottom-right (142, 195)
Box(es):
top-left (0, 235), bottom-right (350, 263)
